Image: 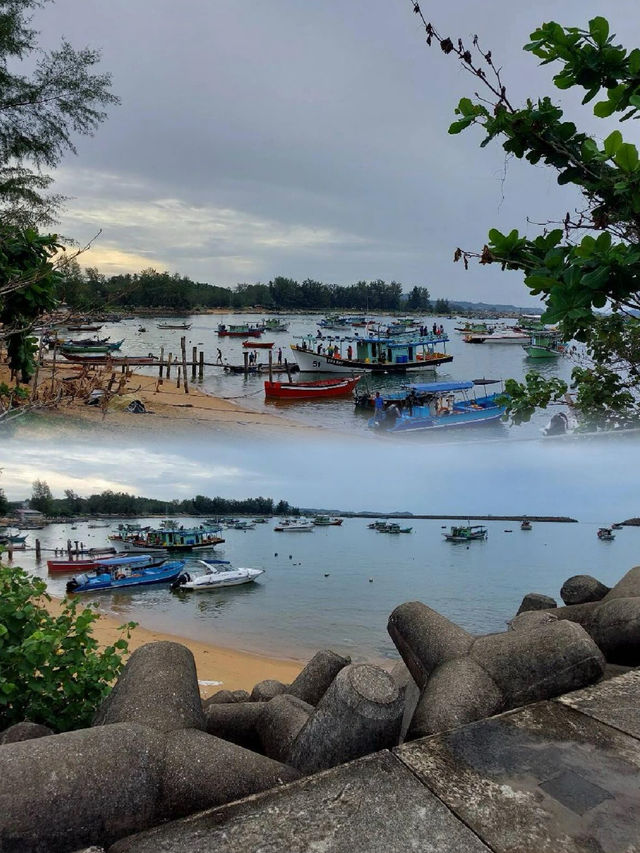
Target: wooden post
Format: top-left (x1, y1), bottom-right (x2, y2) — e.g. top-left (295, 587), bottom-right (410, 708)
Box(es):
top-left (50, 342), bottom-right (58, 394)
top-left (177, 366), bottom-right (181, 389)
top-left (74, 540), bottom-right (79, 555)
top-left (285, 358), bottom-right (293, 383)
top-left (35, 539), bottom-right (41, 560)
top-left (268, 350), bottom-right (273, 383)
top-left (159, 346), bottom-right (165, 378)
top-left (167, 353), bottom-right (172, 379)
top-left (181, 337), bottom-right (189, 394)
top-left (67, 539), bottom-right (72, 557)
top-left (198, 350), bottom-right (204, 380)
top-left (191, 346), bottom-right (197, 382)
top-left (243, 351), bottom-right (249, 376)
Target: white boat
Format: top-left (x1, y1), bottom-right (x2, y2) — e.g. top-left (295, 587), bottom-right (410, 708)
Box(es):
top-left (464, 329), bottom-right (530, 345)
top-left (171, 560), bottom-right (264, 591)
top-left (274, 519), bottom-right (314, 532)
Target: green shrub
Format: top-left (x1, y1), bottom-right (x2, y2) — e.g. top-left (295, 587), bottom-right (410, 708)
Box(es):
top-left (0, 563), bottom-right (136, 732)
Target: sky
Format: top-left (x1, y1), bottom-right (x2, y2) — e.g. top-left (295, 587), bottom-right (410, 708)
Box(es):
top-left (31, 0), bottom-right (640, 306)
top-left (1, 431), bottom-right (638, 524)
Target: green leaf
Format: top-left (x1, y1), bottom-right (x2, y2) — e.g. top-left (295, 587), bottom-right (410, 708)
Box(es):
top-left (594, 99), bottom-right (616, 118)
top-left (604, 130), bottom-right (623, 158)
top-left (629, 49), bottom-right (640, 74)
top-left (588, 17), bottom-right (609, 47)
top-left (614, 143), bottom-right (639, 172)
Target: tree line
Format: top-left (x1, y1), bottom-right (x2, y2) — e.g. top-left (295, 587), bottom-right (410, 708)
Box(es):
top-left (23, 482), bottom-right (297, 518)
top-left (57, 263), bottom-right (451, 313)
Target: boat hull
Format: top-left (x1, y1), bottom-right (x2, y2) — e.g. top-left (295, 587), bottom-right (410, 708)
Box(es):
top-left (291, 346), bottom-right (452, 374)
top-left (264, 375), bottom-right (362, 399)
top-left (370, 396), bottom-right (506, 433)
top-left (67, 561), bottom-right (185, 593)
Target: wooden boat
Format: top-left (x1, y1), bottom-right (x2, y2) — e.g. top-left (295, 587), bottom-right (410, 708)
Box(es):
top-left (60, 352), bottom-right (159, 365)
top-left (520, 519), bottom-right (532, 531)
top-left (313, 515), bottom-right (343, 526)
top-left (265, 375), bottom-right (362, 400)
top-left (66, 556), bottom-right (185, 593)
top-left (217, 324), bottom-right (262, 337)
top-left (597, 527), bottom-right (615, 541)
top-left (382, 522), bottom-right (412, 534)
top-left (523, 332), bottom-right (565, 359)
top-left (243, 340), bottom-right (274, 348)
top-left (171, 560), bottom-right (264, 591)
top-left (444, 525), bottom-right (488, 542)
top-left (66, 324), bottom-right (103, 332)
top-left (369, 380), bottom-right (506, 433)
top-left (119, 526), bottom-right (225, 552)
top-left (157, 322), bottom-right (192, 330)
top-left (291, 332), bottom-right (452, 374)
top-left (261, 318), bottom-right (289, 332)
top-left (60, 339), bottom-right (124, 353)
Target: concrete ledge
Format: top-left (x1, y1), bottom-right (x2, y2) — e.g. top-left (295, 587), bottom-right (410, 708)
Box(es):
top-left (556, 668), bottom-right (640, 739)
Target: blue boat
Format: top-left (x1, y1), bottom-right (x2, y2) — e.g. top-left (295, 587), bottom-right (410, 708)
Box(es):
top-left (66, 555), bottom-right (185, 593)
top-left (368, 380), bottom-right (506, 433)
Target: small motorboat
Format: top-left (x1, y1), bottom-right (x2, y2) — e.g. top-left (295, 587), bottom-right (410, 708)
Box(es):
top-left (520, 519), bottom-right (532, 531)
top-left (265, 375), bottom-right (362, 400)
top-left (597, 527), bottom-right (615, 541)
top-left (273, 519), bottom-right (314, 532)
top-left (171, 560), bottom-right (264, 591)
top-left (611, 523), bottom-right (624, 530)
top-left (157, 322), bottom-right (192, 330)
top-left (66, 555), bottom-right (184, 592)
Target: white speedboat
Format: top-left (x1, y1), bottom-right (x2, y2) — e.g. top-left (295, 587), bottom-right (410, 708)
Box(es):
top-left (273, 519), bottom-right (314, 531)
top-left (171, 560), bottom-right (264, 591)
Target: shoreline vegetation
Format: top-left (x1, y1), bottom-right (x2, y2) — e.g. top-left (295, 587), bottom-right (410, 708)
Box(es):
top-left (43, 595), bottom-right (304, 699)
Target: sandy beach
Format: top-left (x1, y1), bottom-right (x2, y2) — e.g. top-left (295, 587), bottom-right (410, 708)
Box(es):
top-left (44, 595), bottom-right (304, 699)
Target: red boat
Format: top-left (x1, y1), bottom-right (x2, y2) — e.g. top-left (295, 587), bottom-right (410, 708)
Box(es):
top-left (47, 550), bottom-right (117, 572)
top-left (243, 341), bottom-right (274, 349)
top-left (264, 375), bottom-right (362, 400)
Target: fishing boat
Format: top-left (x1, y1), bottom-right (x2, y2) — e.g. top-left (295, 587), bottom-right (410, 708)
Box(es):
top-left (0, 529), bottom-right (27, 548)
top-left (368, 380), bottom-right (506, 433)
top-left (243, 340), bottom-right (274, 348)
top-left (444, 525), bottom-right (488, 542)
top-left (454, 321), bottom-right (494, 334)
top-left (157, 322), bottom-right (192, 330)
top-left (60, 352), bottom-right (159, 365)
top-left (171, 560), bottom-right (264, 591)
top-left (261, 318), bottom-right (290, 332)
top-left (60, 339), bottom-right (124, 353)
top-left (290, 332), bottom-right (452, 374)
top-left (313, 515), bottom-right (343, 526)
top-left (382, 522), bottom-right (412, 534)
top-left (464, 329), bottom-right (530, 345)
top-left (119, 526), bottom-right (225, 552)
top-left (66, 556), bottom-right (185, 593)
top-left (612, 523), bottom-right (624, 530)
top-left (264, 375), bottom-right (362, 400)
top-left (318, 315), bottom-right (352, 331)
top-left (273, 519), bottom-right (314, 532)
top-left (217, 323), bottom-right (262, 337)
top-left (520, 519), bottom-right (532, 531)
top-left (231, 521), bottom-right (255, 530)
top-left (523, 331), bottom-right (565, 359)
top-left (597, 527), bottom-right (615, 541)
top-left (66, 324), bottom-right (103, 332)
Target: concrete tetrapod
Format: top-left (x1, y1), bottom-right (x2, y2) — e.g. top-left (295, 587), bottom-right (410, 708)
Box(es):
top-left (516, 565), bottom-right (640, 664)
top-left (286, 649), bottom-right (351, 705)
top-left (288, 663), bottom-right (404, 773)
top-left (560, 574), bottom-right (611, 605)
top-left (256, 694), bottom-right (313, 763)
top-left (93, 642), bottom-right (205, 733)
top-left (203, 702), bottom-right (264, 752)
top-left (388, 602), bottom-right (605, 739)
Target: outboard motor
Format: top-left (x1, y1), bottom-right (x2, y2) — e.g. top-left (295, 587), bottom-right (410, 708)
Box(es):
top-left (66, 573), bottom-right (88, 592)
top-left (170, 572), bottom-right (191, 591)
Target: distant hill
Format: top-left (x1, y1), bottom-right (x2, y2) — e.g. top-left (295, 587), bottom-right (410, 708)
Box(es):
top-left (443, 300), bottom-right (542, 315)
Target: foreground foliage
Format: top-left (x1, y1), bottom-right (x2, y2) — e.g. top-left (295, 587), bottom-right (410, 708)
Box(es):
top-left (412, 6), bottom-right (640, 425)
top-left (0, 564), bottom-right (135, 732)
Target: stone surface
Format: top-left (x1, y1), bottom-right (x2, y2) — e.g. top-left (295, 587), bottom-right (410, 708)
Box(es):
top-left (0, 721), bottom-right (53, 745)
top-left (588, 597), bottom-right (640, 664)
top-left (288, 663), bottom-right (404, 773)
top-left (388, 659), bottom-right (420, 742)
top-left (202, 689), bottom-right (250, 708)
top-left (109, 751), bottom-right (491, 853)
top-left (387, 601), bottom-right (474, 688)
top-left (470, 620), bottom-right (605, 708)
top-left (202, 702), bottom-right (264, 752)
top-left (160, 729), bottom-right (300, 820)
top-left (515, 593), bottom-right (558, 615)
top-left (508, 611), bottom-right (558, 631)
top-left (250, 679), bottom-right (289, 702)
top-left (0, 723), bottom-right (165, 852)
top-left (256, 694), bottom-right (313, 763)
top-left (287, 650), bottom-right (351, 705)
top-left (556, 668), bottom-right (640, 739)
top-left (560, 574), bottom-right (610, 605)
top-left (397, 700), bottom-right (640, 853)
top-left (93, 642), bottom-right (205, 733)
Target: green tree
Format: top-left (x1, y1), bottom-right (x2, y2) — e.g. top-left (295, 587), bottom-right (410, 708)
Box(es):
top-left (0, 565), bottom-right (135, 731)
top-left (406, 285), bottom-right (431, 311)
top-left (434, 298), bottom-right (450, 314)
top-left (0, 0), bottom-right (119, 227)
top-left (0, 487), bottom-right (8, 515)
top-left (411, 7), bottom-right (640, 426)
top-left (30, 479), bottom-right (53, 515)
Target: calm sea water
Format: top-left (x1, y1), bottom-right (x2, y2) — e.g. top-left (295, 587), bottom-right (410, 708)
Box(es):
top-left (79, 312), bottom-right (576, 440)
top-left (13, 515), bottom-right (639, 661)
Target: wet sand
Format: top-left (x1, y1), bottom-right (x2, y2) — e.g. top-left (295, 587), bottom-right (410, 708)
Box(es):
top-left (45, 595), bottom-right (304, 699)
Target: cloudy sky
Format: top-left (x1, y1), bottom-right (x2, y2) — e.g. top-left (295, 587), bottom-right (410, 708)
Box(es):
top-left (32, 0), bottom-right (640, 305)
top-left (2, 430), bottom-right (638, 524)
